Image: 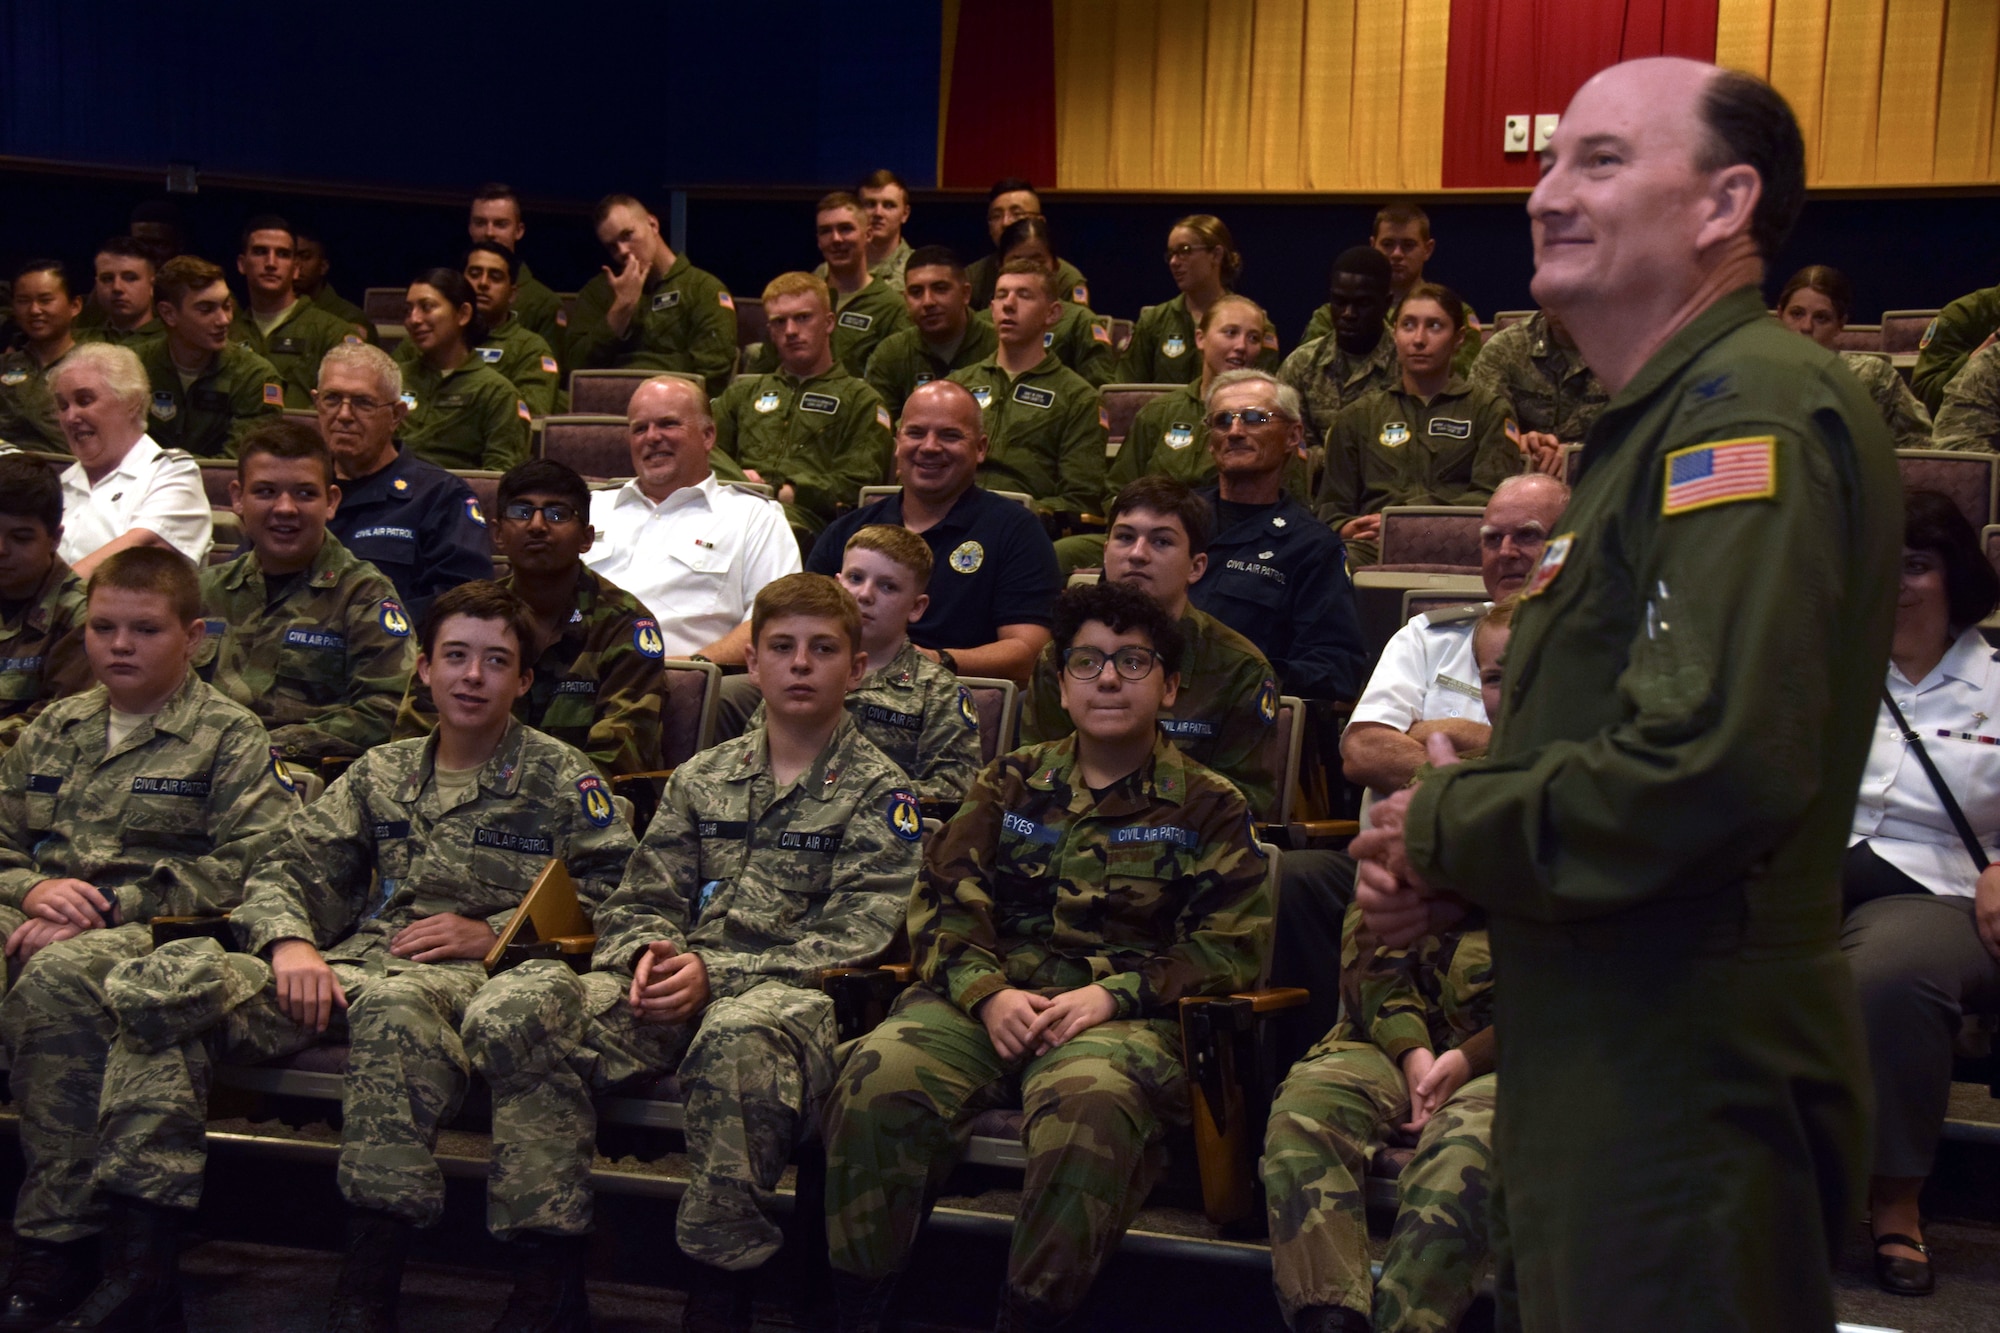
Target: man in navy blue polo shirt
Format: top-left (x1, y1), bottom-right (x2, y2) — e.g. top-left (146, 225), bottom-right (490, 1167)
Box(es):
top-left (806, 380), bottom-right (1059, 684)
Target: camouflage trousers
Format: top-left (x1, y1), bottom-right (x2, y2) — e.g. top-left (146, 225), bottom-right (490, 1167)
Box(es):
top-left (0, 904), bottom-right (24, 996)
top-left (824, 985), bottom-right (1189, 1316)
top-left (91, 936), bottom-right (488, 1227)
top-left (0, 923), bottom-right (154, 1240)
top-left (463, 961), bottom-right (838, 1271)
top-left (1263, 1039), bottom-right (1495, 1331)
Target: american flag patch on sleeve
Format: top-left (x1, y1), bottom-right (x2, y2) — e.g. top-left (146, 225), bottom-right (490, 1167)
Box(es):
top-left (1660, 437), bottom-right (1776, 516)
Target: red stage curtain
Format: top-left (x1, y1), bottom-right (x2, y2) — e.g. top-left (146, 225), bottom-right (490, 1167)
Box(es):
top-left (941, 0), bottom-right (1059, 189)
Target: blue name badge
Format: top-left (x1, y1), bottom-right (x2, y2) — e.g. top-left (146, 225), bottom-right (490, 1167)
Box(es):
top-left (1109, 825), bottom-right (1200, 850)
top-left (1001, 811), bottom-right (1059, 846)
top-left (1158, 718), bottom-right (1217, 740)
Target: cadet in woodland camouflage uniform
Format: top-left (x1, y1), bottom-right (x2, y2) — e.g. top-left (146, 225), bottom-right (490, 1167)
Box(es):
top-left (824, 581), bottom-right (1272, 1332)
top-left (461, 574), bottom-right (919, 1333)
top-left (0, 455), bottom-right (91, 760)
top-left (0, 549), bottom-right (297, 1332)
top-left (197, 420), bottom-right (414, 766)
top-left (83, 583), bottom-right (635, 1333)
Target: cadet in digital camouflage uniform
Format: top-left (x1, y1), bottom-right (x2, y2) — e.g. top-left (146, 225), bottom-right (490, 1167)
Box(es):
top-left (863, 246), bottom-right (999, 420)
top-left (1277, 247), bottom-right (1402, 458)
top-left (1469, 309), bottom-right (1610, 457)
top-left (461, 574), bottom-right (920, 1333)
top-left (394, 459), bottom-right (664, 782)
top-left (713, 272), bottom-right (895, 542)
top-left (1933, 342), bottom-right (2000, 452)
top-left (0, 456), bottom-right (90, 758)
top-left (0, 549), bottom-right (298, 1332)
top-left (137, 256), bottom-right (284, 459)
top-left (460, 242), bottom-right (562, 416)
top-left (824, 581), bottom-right (1272, 1332)
top-left (949, 261), bottom-right (1106, 518)
top-left (0, 258), bottom-right (85, 452)
top-left (1775, 267), bottom-right (1932, 450)
top-left (398, 267), bottom-right (532, 473)
top-left (566, 193), bottom-right (737, 398)
top-left (228, 215), bottom-right (359, 409)
top-left (1911, 280), bottom-right (2000, 413)
top-left (467, 185), bottom-right (564, 359)
top-left (1265, 900), bottom-right (1496, 1333)
top-left (1302, 204), bottom-right (1483, 378)
top-left (1119, 216), bottom-right (1283, 386)
top-left (1027, 478), bottom-right (1279, 817)
top-left (196, 421), bottom-right (414, 768)
top-left (85, 582), bottom-right (636, 1332)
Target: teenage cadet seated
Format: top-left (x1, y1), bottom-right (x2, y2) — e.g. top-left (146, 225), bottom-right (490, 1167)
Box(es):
top-left (1469, 307), bottom-right (1605, 473)
top-left (1777, 266), bottom-right (1930, 449)
top-left (567, 192), bottom-right (736, 397)
top-left (965, 177), bottom-right (1089, 311)
top-left (198, 419), bottom-right (414, 767)
top-left (1842, 491), bottom-right (2000, 1298)
top-left (1931, 342), bottom-right (2000, 453)
top-left (461, 242), bottom-right (561, 417)
top-left (1190, 369), bottom-right (1366, 702)
top-left (822, 580), bottom-right (1272, 1333)
top-left (749, 526), bottom-right (981, 803)
top-left (1317, 284), bottom-right (1523, 567)
top-left (863, 245), bottom-right (997, 419)
top-left (0, 547), bottom-right (298, 1332)
top-left (291, 225), bottom-right (375, 343)
top-left (314, 341), bottom-right (494, 618)
top-left (948, 261), bottom-right (1106, 518)
top-left (805, 381), bottom-right (1059, 684)
top-left (711, 271), bottom-right (894, 543)
top-left (397, 458), bottom-right (665, 780)
top-left (135, 256), bottom-right (283, 459)
top-left (1912, 275), bottom-right (2000, 413)
top-left (1278, 247), bottom-right (1401, 456)
top-left (49, 342), bottom-right (212, 577)
top-left (0, 258), bottom-right (85, 453)
top-left (228, 214), bottom-right (357, 411)
top-left (1026, 475), bottom-right (1280, 814)
top-left (815, 191), bottom-right (913, 377)
top-left (393, 267), bottom-right (530, 473)
top-left (1304, 202), bottom-right (1483, 377)
top-left (84, 582), bottom-right (637, 1333)
top-left (0, 455), bottom-right (89, 756)
top-left (584, 374), bottom-right (799, 664)
top-left (984, 216), bottom-right (1114, 386)
top-left (462, 572), bottom-right (922, 1333)
top-left (73, 238), bottom-right (162, 346)
top-left (467, 183), bottom-right (564, 358)
top-left (819, 167), bottom-right (914, 293)
top-left (1119, 214), bottom-right (1280, 386)
top-left (1266, 605), bottom-right (1509, 1333)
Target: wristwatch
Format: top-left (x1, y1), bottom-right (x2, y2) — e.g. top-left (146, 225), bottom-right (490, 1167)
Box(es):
top-left (936, 648), bottom-right (958, 674)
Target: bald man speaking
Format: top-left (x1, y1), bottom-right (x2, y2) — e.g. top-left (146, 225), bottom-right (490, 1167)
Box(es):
top-left (1352, 60), bottom-right (1898, 1332)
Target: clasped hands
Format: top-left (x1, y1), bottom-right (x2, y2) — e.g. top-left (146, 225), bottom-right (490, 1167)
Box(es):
top-left (1350, 733), bottom-right (1469, 949)
top-left (978, 984), bottom-right (1118, 1061)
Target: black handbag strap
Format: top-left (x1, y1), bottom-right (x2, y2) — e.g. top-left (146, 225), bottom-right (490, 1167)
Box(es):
top-left (1883, 689), bottom-right (1991, 872)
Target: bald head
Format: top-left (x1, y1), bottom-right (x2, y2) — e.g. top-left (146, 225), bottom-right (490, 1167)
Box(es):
top-left (895, 381), bottom-right (987, 504)
top-left (1482, 473), bottom-right (1570, 600)
top-left (626, 375), bottom-right (716, 501)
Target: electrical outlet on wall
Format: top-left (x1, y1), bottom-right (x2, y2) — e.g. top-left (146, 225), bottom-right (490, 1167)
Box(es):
top-left (1533, 114), bottom-right (1559, 151)
top-left (1503, 115), bottom-right (1530, 153)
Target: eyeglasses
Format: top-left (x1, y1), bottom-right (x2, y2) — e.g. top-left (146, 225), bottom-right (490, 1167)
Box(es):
top-left (1209, 408), bottom-right (1284, 430)
top-left (1165, 244), bottom-right (1216, 261)
top-left (1478, 525), bottom-right (1548, 553)
top-left (501, 501), bottom-right (581, 525)
top-left (1062, 645), bottom-right (1164, 682)
top-left (315, 392), bottom-right (390, 415)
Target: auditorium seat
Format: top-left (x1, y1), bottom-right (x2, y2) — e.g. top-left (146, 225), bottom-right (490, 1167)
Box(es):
top-left (1403, 587), bottom-right (1488, 626)
top-left (1882, 310), bottom-right (1941, 355)
top-left (1491, 310), bottom-right (1536, 332)
top-left (1100, 383), bottom-right (1178, 445)
top-left (1374, 506), bottom-right (1483, 571)
top-left (457, 470), bottom-right (503, 517)
top-left (1898, 448), bottom-right (1996, 530)
top-left (1111, 318), bottom-right (1134, 353)
top-left (362, 287), bottom-right (408, 326)
top-left (282, 409), bottom-right (321, 437)
top-left (542, 415), bottom-right (633, 480)
top-left (958, 677), bottom-right (1019, 764)
top-left (660, 660), bottom-right (721, 767)
top-left (1831, 323), bottom-right (1883, 353)
top-left (568, 368), bottom-right (699, 417)
top-left (733, 296), bottom-right (767, 350)
top-left (1984, 525), bottom-right (2000, 582)
top-left (197, 459), bottom-right (237, 510)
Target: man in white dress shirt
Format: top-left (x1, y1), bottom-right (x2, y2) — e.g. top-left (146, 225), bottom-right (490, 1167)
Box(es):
top-left (585, 375), bottom-right (799, 663)
top-left (46, 342), bottom-right (210, 577)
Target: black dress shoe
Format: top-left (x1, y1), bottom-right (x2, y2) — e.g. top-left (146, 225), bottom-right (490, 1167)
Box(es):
top-left (1872, 1232), bottom-right (1934, 1297)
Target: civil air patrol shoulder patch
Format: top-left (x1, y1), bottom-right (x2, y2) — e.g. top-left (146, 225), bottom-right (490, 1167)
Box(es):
top-left (270, 754), bottom-right (300, 794)
top-left (886, 789), bottom-right (923, 842)
top-left (464, 496), bottom-right (487, 528)
top-left (958, 686), bottom-right (978, 730)
top-left (1257, 678), bottom-right (1278, 725)
top-left (577, 774), bottom-right (615, 828)
top-left (378, 600), bottom-right (412, 637)
top-left (633, 619), bottom-right (665, 658)
top-left (950, 540), bottom-right (984, 573)
top-left (1522, 532), bottom-right (1574, 599)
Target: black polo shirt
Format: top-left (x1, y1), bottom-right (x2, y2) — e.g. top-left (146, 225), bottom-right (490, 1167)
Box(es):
top-left (807, 485), bottom-right (1060, 650)
top-left (329, 442), bottom-right (494, 619)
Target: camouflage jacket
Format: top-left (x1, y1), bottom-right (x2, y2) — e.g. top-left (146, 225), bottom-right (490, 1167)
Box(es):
top-left (911, 734), bottom-right (1271, 1020)
top-left (1277, 330), bottom-right (1402, 454)
top-left (394, 566), bottom-right (665, 779)
top-left (1841, 351), bottom-right (1932, 451)
top-left (1930, 342), bottom-right (2000, 453)
top-left (595, 713), bottom-right (920, 999)
top-left (197, 535), bottom-right (414, 763)
top-left (1469, 312), bottom-right (1609, 443)
top-left (0, 671), bottom-right (297, 922)
top-left (0, 557), bottom-right (91, 756)
top-left (229, 718), bottom-right (636, 966)
top-left (1328, 899), bottom-right (1494, 1075)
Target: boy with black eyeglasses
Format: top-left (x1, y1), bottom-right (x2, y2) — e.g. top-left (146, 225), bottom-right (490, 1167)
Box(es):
top-left (394, 458), bottom-right (665, 780)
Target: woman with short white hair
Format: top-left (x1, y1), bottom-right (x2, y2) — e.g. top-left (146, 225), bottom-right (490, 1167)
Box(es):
top-left (47, 342), bottom-right (211, 577)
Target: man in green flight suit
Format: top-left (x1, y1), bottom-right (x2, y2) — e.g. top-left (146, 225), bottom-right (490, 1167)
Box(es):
top-left (292, 226), bottom-right (376, 343)
top-left (1912, 282), bottom-right (2000, 414)
top-left (228, 216), bottom-right (358, 409)
top-left (713, 272), bottom-right (894, 545)
top-left (567, 193), bottom-right (737, 397)
top-left (461, 243), bottom-right (562, 417)
top-left (966, 179), bottom-right (1090, 311)
top-left (816, 192), bottom-right (912, 378)
top-left (948, 261), bottom-right (1106, 519)
top-left (0, 259), bottom-right (86, 452)
top-left (72, 239), bottom-right (162, 347)
top-left (863, 247), bottom-right (997, 419)
top-left (468, 184), bottom-right (565, 357)
top-left (1352, 60), bottom-right (1898, 1333)
top-left (136, 256), bottom-right (283, 459)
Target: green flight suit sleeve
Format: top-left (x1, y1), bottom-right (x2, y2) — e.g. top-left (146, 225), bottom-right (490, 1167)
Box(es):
top-left (1063, 310), bottom-right (1117, 387)
top-left (1315, 398), bottom-right (1370, 529)
top-left (510, 331), bottom-right (560, 417)
top-left (561, 274), bottom-right (624, 373)
top-left (1404, 422), bottom-right (1872, 922)
top-left (782, 387), bottom-right (894, 524)
top-left (684, 272), bottom-right (740, 398)
top-left (477, 379), bottom-right (531, 471)
top-left (1116, 305), bottom-right (1164, 384)
top-left (227, 357), bottom-right (286, 456)
top-left (863, 339), bottom-right (908, 419)
top-left (711, 379), bottom-right (746, 462)
top-left (1912, 297), bottom-right (1997, 413)
top-left (1046, 386), bottom-right (1107, 516)
top-left (1456, 393), bottom-right (1521, 505)
top-left (265, 581), bottom-right (414, 762)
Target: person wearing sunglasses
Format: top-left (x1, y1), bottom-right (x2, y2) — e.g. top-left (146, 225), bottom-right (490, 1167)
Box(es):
top-left (394, 458), bottom-right (665, 784)
top-left (1317, 284), bottom-right (1522, 567)
top-left (1117, 213), bottom-right (1280, 386)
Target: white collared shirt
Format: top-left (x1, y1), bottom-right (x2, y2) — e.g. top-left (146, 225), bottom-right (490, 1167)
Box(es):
top-left (58, 434), bottom-right (212, 567)
top-left (1349, 603), bottom-right (1494, 732)
top-left (1850, 627), bottom-right (2000, 897)
top-left (584, 472), bottom-right (800, 656)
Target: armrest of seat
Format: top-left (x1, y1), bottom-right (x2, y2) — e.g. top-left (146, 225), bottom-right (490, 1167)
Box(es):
top-left (823, 965), bottom-right (917, 1042)
top-left (150, 914), bottom-right (236, 951)
top-left (1180, 989), bottom-right (1309, 1229)
top-left (611, 770), bottom-right (675, 788)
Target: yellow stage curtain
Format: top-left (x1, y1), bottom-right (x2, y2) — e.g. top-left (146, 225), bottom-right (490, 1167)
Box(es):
top-left (1718, 0), bottom-right (2000, 184)
top-left (1053, 0), bottom-right (1451, 191)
